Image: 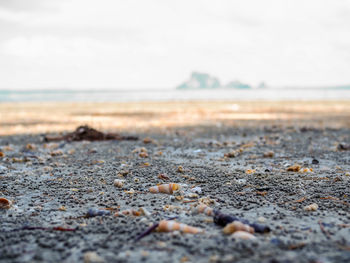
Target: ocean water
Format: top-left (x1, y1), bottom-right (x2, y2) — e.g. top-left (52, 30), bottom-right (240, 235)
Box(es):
top-left (0, 88), bottom-right (349, 102)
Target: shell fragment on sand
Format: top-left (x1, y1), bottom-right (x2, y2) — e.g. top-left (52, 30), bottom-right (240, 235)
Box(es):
top-left (0, 197), bottom-right (11, 209)
top-left (156, 220), bottom-right (203, 234)
top-left (149, 183), bottom-right (180, 194)
top-left (231, 231), bottom-right (257, 240)
top-left (223, 221), bottom-right (254, 234)
top-left (303, 203), bottom-right (318, 211)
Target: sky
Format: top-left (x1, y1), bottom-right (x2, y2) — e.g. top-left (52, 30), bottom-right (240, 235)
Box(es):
top-left (0, 0), bottom-right (349, 90)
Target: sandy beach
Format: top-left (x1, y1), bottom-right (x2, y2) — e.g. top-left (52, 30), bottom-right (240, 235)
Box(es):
top-left (1, 101), bottom-right (350, 262)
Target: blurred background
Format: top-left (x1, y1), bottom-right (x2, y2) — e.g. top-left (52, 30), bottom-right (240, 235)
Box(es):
top-left (0, 0), bottom-right (349, 134)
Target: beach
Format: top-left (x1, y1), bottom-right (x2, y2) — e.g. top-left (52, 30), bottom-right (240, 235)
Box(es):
top-left (1, 100), bottom-right (350, 262)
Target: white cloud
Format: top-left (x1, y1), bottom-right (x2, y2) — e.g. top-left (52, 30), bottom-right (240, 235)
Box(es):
top-left (0, 0), bottom-right (350, 89)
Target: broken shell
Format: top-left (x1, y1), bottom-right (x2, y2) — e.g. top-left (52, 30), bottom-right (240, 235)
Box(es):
top-left (134, 177), bottom-right (140, 183)
top-left (139, 152), bottom-right (149, 158)
top-left (143, 137), bottom-right (153, 144)
top-left (117, 170), bottom-right (129, 177)
top-left (158, 173), bottom-right (170, 180)
top-left (114, 209), bottom-right (142, 217)
top-left (245, 169), bottom-right (256, 174)
top-left (177, 166), bottom-right (184, 173)
top-left (50, 150), bottom-right (63, 156)
top-left (157, 220), bottom-right (203, 234)
top-left (223, 221), bottom-right (254, 234)
top-left (193, 204), bottom-right (214, 216)
top-left (303, 203), bottom-right (318, 211)
top-left (186, 193), bottom-right (199, 198)
top-left (302, 168), bottom-right (313, 173)
top-left (139, 207), bottom-right (151, 217)
top-left (231, 231), bottom-right (256, 240)
top-left (149, 183), bottom-right (180, 194)
top-left (124, 188), bottom-right (135, 194)
top-left (287, 164), bottom-right (301, 172)
top-left (263, 151), bottom-right (274, 158)
top-left (26, 143), bottom-right (36, 150)
top-left (0, 197), bottom-right (11, 209)
top-left (114, 179), bottom-right (125, 188)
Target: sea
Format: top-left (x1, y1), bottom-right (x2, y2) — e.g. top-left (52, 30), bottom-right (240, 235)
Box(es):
top-left (0, 88), bottom-right (350, 102)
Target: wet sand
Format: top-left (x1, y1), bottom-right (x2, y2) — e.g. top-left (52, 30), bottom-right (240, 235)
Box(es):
top-left (1, 101), bottom-right (350, 262)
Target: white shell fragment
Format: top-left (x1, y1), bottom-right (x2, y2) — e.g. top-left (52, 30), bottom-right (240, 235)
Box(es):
top-left (231, 231), bottom-right (257, 240)
top-left (303, 203), bottom-right (318, 211)
top-left (113, 179), bottom-right (125, 188)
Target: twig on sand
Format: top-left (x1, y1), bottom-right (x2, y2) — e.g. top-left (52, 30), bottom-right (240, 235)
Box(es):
top-left (318, 220), bottom-right (331, 239)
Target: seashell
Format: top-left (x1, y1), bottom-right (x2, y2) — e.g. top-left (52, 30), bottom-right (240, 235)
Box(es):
top-left (223, 221), bottom-right (254, 234)
top-left (0, 151), bottom-right (5, 158)
top-left (114, 179), bottom-right (125, 188)
top-left (213, 210), bottom-right (270, 233)
top-left (117, 170), bottom-right (129, 177)
top-left (139, 207), bottom-right (151, 217)
top-left (0, 197), bottom-right (11, 209)
top-left (133, 147), bottom-right (148, 154)
top-left (186, 193), bottom-right (198, 198)
top-left (114, 209), bottom-right (142, 217)
top-left (124, 188), bottom-right (135, 194)
top-left (163, 204), bottom-right (182, 211)
top-left (287, 164), bottom-right (301, 172)
top-left (231, 231), bottom-right (256, 240)
top-left (198, 196), bottom-right (216, 206)
top-left (157, 220), bottom-right (203, 234)
top-left (245, 169), bottom-right (256, 174)
top-left (134, 177), bottom-right (140, 183)
top-left (149, 183), bottom-right (180, 194)
top-left (302, 168), bottom-right (313, 173)
top-left (158, 173), bottom-right (170, 180)
top-left (139, 152), bottom-right (148, 158)
top-left (143, 137), bottom-right (153, 144)
top-left (303, 203), bottom-right (318, 211)
top-left (50, 150), bottom-right (63, 156)
top-left (177, 166), bottom-right (184, 173)
top-left (26, 143), bottom-right (36, 150)
top-left (193, 204), bottom-right (214, 216)
top-left (263, 151), bottom-right (274, 158)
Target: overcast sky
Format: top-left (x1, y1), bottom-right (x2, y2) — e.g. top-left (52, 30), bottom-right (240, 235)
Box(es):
top-left (0, 0), bottom-right (349, 90)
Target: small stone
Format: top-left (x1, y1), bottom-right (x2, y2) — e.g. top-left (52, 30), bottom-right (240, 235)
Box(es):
top-left (312, 158), bottom-right (319, 164)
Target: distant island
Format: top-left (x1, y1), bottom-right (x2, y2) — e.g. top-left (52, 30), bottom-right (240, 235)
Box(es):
top-left (176, 72), bottom-right (266, 90)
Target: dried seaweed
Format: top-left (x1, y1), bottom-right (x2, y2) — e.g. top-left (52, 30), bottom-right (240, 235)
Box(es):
top-left (44, 125), bottom-right (138, 142)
